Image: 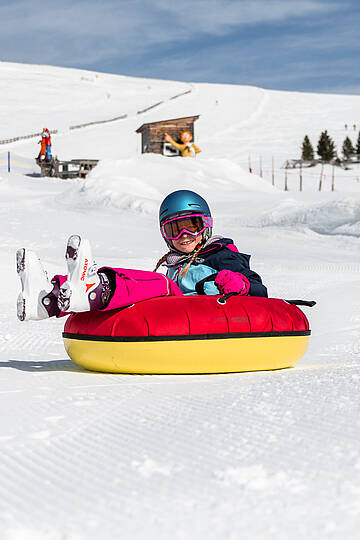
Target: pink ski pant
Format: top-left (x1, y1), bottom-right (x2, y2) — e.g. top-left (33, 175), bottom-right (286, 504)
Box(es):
top-left (53, 267), bottom-right (183, 317)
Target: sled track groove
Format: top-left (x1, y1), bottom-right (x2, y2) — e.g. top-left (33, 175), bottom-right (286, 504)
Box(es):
top-left (0, 321), bottom-right (63, 355)
top-left (1, 364), bottom-right (360, 538)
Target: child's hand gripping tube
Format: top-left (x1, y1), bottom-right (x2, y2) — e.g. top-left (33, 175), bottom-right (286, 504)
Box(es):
top-left (195, 271), bottom-right (250, 304)
top-left (214, 269), bottom-right (250, 296)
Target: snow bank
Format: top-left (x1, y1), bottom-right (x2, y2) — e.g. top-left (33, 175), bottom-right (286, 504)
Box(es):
top-left (66, 154), bottom-right (360, 239)
top-left (66, 154), bottom-right (275, 213)
top-left (257, 197), bottom-right (360, 237)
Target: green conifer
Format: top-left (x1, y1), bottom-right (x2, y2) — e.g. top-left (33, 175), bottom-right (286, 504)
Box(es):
top-left (342, 136), bottom-right (355, 159)
top-left (317, 130), bottom-right (336, 162)
top-left (301, 135), bottom-right (314, 161)
top-left (356, 131), bottom-right (360, 157)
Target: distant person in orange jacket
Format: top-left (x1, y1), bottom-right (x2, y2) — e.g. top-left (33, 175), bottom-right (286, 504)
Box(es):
top-left (164, 130), bottom-right (201, 157)
top-left (42, 128), bottom-right (52, 161)
top-left (38, 135), bottom-right (46, 161)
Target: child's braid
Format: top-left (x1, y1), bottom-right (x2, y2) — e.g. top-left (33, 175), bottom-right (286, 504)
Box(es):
top-left (179, 244), bottom-right (203, 278)
top-left (153, 244), bottom-right (203, 276)
top-left (153, 251), bottom-right (171, 273)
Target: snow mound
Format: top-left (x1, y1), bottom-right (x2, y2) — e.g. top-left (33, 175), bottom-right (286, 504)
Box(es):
top-left (67, 154), bottom-right (275, 213)
top-left (258, 197), bottom-right (360, 237)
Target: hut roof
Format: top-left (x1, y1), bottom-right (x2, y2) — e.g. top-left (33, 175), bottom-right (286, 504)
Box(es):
top-left (136, 115), bottom-right (200, 133)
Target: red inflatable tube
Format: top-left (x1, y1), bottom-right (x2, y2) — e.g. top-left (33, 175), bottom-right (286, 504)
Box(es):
top-left (63, 295), bottom-right (311, 374)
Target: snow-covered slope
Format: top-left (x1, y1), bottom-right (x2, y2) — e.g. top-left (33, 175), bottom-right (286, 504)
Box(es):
top-left (0, 62), bottom-right (359, 540)
top-left (0, 61), bottom-right (190, 139)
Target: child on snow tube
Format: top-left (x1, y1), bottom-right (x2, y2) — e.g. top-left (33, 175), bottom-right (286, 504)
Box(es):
top-left (16, 190), bottom-right (267, 321)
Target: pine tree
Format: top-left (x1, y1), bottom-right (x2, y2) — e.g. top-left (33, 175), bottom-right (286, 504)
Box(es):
top-left (356, 131), bottom-right (360, 157)
top-left (317, 130), bottom-right (336, 162)
top-left (342, 136), bottom-right (355, 159)
top-left (301, 135), bottom-right (314, 161)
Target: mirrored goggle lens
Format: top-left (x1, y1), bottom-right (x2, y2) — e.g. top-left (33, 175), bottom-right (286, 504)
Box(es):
top-left (162, 216), bottom-right (205, 240)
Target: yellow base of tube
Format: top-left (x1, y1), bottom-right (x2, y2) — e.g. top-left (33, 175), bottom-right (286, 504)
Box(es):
top-left (64, 335), bottom-right (310, 374)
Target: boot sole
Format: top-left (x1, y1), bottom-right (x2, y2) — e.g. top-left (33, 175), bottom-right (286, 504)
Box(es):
top-left (16, 248), bottom-right (50, 321)
top-left (60, 235), bottom-right (98, 312)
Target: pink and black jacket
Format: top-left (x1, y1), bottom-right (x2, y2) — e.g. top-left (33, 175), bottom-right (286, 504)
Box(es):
top-left (166, 238), bottom-right (268, 297)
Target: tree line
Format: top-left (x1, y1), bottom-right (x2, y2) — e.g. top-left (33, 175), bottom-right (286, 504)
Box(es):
top-left (301, 131), bottom-right (360, 163)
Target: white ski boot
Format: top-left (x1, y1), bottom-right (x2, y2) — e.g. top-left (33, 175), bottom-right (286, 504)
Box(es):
top-left (58, 235), bottom-right (100, 313)
top-left (16, 248), bottom-right (53, 321)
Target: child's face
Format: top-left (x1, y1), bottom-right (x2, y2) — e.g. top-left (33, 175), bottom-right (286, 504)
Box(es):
top-left (180, 131), bottom-right (192, 144)
top-left (172, 232), bottom-right (202, 253)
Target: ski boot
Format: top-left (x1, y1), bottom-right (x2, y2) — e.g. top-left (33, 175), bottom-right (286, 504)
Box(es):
top-left (58, 235), bottom-right (111, 313)
top-left (16, 249), bottom-right (58, 321)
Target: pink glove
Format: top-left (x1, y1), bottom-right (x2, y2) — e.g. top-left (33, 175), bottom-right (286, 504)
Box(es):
top-left (215, 270), bottom-right (250, 295)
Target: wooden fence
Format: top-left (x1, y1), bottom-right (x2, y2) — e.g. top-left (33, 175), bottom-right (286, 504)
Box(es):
top-left (247, 155), bottom-right (360, 191)
top-left (0, 89), bottom-right (193, 145)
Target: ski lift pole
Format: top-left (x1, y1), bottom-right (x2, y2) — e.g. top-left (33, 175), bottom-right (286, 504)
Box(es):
top-left (7, 151), bottom-right (10, 173)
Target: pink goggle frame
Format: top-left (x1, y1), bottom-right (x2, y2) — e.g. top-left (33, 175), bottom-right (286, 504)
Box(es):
top-left (161, 213), bottom-right (213, 241)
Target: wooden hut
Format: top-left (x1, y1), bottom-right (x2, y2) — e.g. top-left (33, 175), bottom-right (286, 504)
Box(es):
top-left (136, 115), bottom-right (200, 155)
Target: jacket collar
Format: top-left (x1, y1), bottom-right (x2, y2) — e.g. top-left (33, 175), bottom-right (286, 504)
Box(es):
top-left (199, 237), bottom-right (235, 256)
top-left (164, 236), bottom-right (235, 268)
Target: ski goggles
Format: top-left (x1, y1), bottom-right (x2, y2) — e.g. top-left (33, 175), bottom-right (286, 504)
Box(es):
top-left (161, 214), bottom-right (213, 241)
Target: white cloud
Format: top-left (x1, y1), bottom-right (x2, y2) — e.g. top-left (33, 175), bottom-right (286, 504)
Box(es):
top-left (155, 0), bottom-right (343, 33)
top-left (0, 0), bottom-right (355, 94)
top-left (0, 0), bottom-right (346, 66)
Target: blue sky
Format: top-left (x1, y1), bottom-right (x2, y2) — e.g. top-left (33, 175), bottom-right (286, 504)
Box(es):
top-left (1, 0), bottom-right (359, 94)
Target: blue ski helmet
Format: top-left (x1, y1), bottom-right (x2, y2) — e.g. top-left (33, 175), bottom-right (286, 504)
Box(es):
top-left (159, 190), bottom-right (213, 247)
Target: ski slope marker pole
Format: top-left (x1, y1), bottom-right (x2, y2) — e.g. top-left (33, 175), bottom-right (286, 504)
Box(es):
top-left (7, 151), bottom-right (10, 173)
top-left (318, 163), bottom-right (324, 192)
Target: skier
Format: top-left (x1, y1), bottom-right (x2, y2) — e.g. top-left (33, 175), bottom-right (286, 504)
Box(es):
top-left (164, 130), bottom-right (201, 158)
top-left (16, 190), bottom-right (267, 321)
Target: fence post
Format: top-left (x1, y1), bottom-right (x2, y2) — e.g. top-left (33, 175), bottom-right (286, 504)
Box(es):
top-left (7, 151), bottom-right (10, 173)
top-left (318, 163), bottom-right (324, 192)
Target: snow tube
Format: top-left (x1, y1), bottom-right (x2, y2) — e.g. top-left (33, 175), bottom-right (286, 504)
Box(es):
top-left (63, 295), bottom-right (311, 374)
